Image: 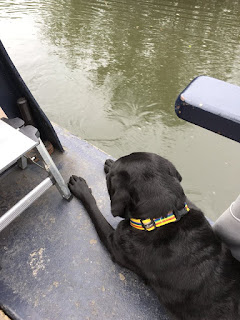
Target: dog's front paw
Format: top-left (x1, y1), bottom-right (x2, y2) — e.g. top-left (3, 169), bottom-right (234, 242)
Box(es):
top-left (68, 175), bottom-right (93, 204)
top-left (104, 159), bottom-right (115, 174)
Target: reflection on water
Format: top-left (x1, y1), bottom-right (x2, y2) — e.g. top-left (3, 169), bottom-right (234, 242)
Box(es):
top-left (0, 0), bottom-right (240, 219)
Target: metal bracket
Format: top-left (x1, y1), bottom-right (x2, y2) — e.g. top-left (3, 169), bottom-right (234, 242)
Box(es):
top-left (36, 139), bottom-right (72, 200)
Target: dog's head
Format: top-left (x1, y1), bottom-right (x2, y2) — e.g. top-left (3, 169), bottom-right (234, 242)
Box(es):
top-left (106, 152), bottom-right (186, 220)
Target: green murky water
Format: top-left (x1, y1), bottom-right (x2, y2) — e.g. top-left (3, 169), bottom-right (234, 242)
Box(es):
top-left (1, 0), bottom-right (240, 220)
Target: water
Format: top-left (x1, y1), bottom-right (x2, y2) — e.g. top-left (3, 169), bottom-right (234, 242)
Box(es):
top-left (1, 0), bottom-right (240, 220)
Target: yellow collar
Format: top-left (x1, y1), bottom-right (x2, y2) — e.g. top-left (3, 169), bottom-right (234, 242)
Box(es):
top-left (130, 203), bottom-right (190, 231)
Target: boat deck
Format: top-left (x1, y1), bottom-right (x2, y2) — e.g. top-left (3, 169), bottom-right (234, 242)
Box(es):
top-left (0, 125), bottom-right (169, 320)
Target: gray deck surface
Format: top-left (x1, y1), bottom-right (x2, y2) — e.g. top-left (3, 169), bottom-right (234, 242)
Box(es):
top-left (0, 125), bottom-right (169, 320)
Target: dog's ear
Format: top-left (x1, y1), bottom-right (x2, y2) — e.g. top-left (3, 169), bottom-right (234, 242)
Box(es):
top-left (109, 171), bottom-right (130, 218)
top-left (111, 188), bottom-right (130, 217)
top-left (167, 162), bottom-right (182, 182)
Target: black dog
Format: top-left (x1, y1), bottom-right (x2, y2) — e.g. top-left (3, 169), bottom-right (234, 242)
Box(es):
top-left (69, 152), bottom-right (240, 320)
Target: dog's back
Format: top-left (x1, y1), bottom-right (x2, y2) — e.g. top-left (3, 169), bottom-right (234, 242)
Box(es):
top-left (149, 209), bottom-right (240, 320)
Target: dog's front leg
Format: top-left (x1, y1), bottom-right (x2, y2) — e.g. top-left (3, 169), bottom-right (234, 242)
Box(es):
top-left (68, 175), bottom-right (114, 253)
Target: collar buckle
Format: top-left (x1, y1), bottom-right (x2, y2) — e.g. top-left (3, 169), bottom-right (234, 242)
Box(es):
top-left (174, 203), bottom-right (190, 221)
top-left (140, 219), bottom-right (156, 231)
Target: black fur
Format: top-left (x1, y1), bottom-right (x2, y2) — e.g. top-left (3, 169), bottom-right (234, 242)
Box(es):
top-left (68, 152), bottom-right (240, 320)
